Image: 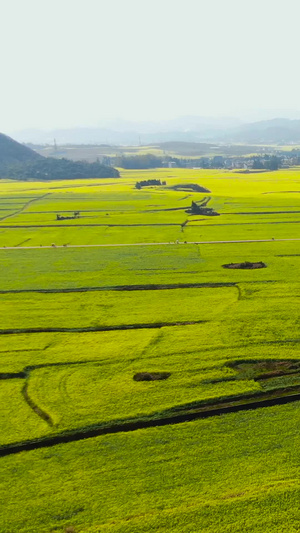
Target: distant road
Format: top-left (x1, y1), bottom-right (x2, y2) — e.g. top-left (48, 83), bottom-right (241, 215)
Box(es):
top-left (1, 238), bottom-right (300, 250)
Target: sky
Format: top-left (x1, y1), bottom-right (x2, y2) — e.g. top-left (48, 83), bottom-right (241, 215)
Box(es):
top-left (2, 0), bottom-right (300, 133)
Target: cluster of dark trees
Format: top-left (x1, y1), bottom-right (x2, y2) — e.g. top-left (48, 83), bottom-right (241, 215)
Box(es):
top-left (194, 156), bottom-right (224, 168)
top-left (252, 156), bottom-right (281, 171)
top-left (115, 154), bottom-right (163, 169)
top-left (114, 153), bottom-right (287, 171)
top-left (135, 179), bottom-right (166, 189)
top-left (186, 200), bottom-right (219, 216)
top-left (115, 154), bottom-right (225, 169)
top-left (56, 212), bottom-right (80, 220)
top-left (4, 158), bottom-right (119, 181)
top-left (183, 155), bottom-right (282, 170)
top-left (171, 183), bottom-right (210, 192)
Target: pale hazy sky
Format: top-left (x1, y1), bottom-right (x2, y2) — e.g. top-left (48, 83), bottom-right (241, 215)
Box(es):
top-left (2, 0), bottom-right (300, 132)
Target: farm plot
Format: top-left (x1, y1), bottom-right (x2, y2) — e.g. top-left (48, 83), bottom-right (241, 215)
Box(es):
top-left (0, 285), bottom-right (237, 331)
top-left (0, 168), bottom-right (299, 248)
top-left (24, 329), bottom-right (264, 436)
top-left (0, 278), bottom-right (299, 447)
top-left (0, 244), bottom-right (205, 290)
top-left (0, 239), bottom-right (299, 290)
top-left (0, 379), bottom-right (51, 445)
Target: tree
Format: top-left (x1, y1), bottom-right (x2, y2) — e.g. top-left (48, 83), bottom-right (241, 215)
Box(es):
top-left (115, 154), bottom-right (163, 169)
top-left (265, 156), bottom-right (280, 171)
top-left (190, 201), bottom-right (202, 215)
top-left (211, 156), bottom-right (224, 168)
top-left (252, 158), bottom-right (264, 169)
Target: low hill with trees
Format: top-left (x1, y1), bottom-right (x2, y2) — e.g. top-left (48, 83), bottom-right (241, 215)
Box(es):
top-left (7, 157), bottom-right (119, 181)
top-left (0, 133), bottom-right (119, 180)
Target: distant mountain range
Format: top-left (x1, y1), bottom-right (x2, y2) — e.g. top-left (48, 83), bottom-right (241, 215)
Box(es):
top-left (9, 117), bottom-right (300, 145)
top-left (227, 119), bottom-right (300, 144)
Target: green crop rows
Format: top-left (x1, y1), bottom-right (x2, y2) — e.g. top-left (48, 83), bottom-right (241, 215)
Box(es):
top-left (0, 168), bottom-right (300, 532)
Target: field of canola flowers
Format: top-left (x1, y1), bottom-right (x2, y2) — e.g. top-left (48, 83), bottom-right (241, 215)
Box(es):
top-left (0, 168), bottom-right (300, 532)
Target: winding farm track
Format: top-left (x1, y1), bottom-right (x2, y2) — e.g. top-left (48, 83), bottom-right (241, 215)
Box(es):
top-left (0, 193), bottom-right (50, 222)
top-left (1, 237), bottom-right (300, 250)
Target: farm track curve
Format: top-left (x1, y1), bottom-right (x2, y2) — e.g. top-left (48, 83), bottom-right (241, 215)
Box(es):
top-left (0, 193), bottom-right (50, 222)
top-left (2, 382), bottom-right (300, 458)
top-left (22, 381), bottom-right (54, 427)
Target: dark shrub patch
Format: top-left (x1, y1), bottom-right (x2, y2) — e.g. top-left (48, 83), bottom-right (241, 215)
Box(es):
top-left (222, 261), bottom-right (266, 269)
top-left (133, 372), bottom-right (171, 382)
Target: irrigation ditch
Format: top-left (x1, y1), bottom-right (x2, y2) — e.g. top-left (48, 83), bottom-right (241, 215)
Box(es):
top-left (2, 380), bottom-right (300, 458)
top-left (0, 319), bottom-right (208, 335)
top-left (0, 281), bottom-right (237, 295)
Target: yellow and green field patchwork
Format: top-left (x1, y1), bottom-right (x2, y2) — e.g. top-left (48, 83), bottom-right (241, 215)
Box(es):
top-left (1, 168), bottom-right (300, 532)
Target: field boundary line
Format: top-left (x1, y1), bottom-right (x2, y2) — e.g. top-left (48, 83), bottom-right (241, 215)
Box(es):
top-left (0, 320), bottom-right (207, 335)
top-left (0, 282), bottom-right (236, 294)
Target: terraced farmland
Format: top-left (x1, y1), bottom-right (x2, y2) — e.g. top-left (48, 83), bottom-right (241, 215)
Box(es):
top-left (1, 168), bottom-right (300, 532)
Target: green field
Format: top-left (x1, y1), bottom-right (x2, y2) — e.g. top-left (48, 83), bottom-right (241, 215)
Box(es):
top-left (1, 168), bottom-right (300, 532)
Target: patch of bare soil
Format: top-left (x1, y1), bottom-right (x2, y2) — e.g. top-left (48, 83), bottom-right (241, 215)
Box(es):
top-left (222, 261), bottom-right (266, 269)
top-left (169, 183), bottom-right (211, 193)
top-left (205, 359), bottom-right (300, 385)
top-left (133, 372), bottom-right (171, 382)
top-left (230, 359), bottom-right (300, 381)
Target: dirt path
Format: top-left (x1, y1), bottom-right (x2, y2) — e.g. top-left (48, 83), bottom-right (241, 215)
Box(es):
top-left (0, 193), bottom-right (50, 222)
top-left (1, 238), bottom-right (300, 250)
